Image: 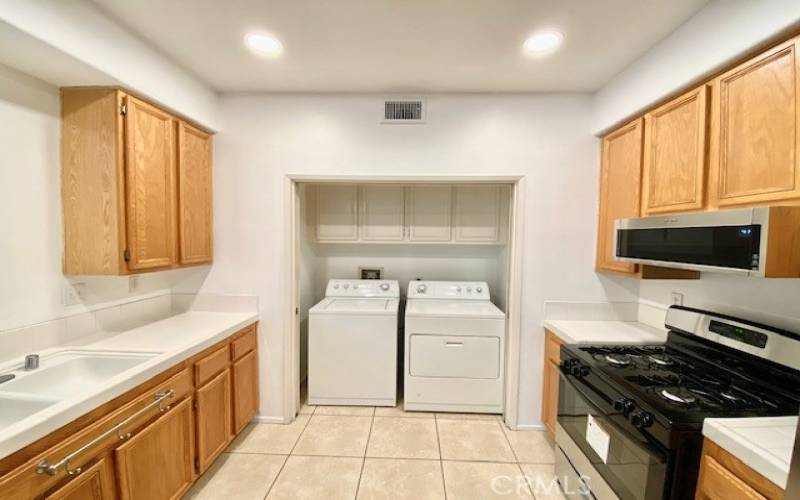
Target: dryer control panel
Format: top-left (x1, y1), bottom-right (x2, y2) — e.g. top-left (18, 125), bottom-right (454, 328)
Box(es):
top-left (325, 279), bottom-right (400, 298)
top-left (406, 281), bottom-right (491, 300)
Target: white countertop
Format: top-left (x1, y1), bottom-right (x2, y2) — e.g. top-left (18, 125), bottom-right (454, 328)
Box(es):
top-left (543, 320), bottom-right (668, 345)
top-left (0, 311), bottom-right (258, 460)
top-left (703, 417), bottom-right (796, 489)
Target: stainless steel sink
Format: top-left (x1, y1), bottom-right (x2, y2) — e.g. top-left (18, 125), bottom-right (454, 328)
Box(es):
top-left (0, 351), bottom-right (156, 400)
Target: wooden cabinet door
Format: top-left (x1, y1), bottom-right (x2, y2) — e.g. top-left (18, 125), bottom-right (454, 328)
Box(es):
top-left (316, 184), bottom-right (358, 241)
top-left (406, 185), bottom-right (452, 242)
top-left (177, 121), bottom-right (213, 265)
top-left (44, 458), bottom-right (115, 500)
top-left (453, 185), bottom-right (501, 242)
top-left (541, 360), bottom-right (560, 435)
top-left (124, 95), bottom-right (177, 270)
top-left (695, 455), bottom-right (767, 500)
top-left (115, 398), bottom-right (194, 500)
top-left (232, 350), bottom-right (259, 434)
top-left (642, 86), bottom-right (708, 214)
top-left (596, 119), bottom-right (644, 275)
top-left (710, 37), bottom-right (800, 207)
top-left (196, 369), bottom-right (232, 473)
top-left (359, 185), bottom-right (405, 241)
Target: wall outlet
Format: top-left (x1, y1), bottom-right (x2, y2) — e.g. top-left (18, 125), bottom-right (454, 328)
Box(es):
top-left (62, 282), bottom-right (86, 306)
top-left (358, 267), bottom-right (383, 280)
top-left (670, 292), bottom-right (684, 306)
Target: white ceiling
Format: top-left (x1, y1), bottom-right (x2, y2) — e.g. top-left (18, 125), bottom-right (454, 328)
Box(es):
top-left (91, 0), bottom-right (710, 93)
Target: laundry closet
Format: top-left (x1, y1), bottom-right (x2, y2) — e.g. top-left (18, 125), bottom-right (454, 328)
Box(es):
top-left (295, 181), bottom-right (514, 416)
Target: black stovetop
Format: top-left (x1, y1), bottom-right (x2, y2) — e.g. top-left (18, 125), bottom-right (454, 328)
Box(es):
top-left (564, 334), bottom-right (800, 428)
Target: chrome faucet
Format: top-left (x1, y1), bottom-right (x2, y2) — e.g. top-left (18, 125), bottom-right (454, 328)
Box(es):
top-left (24, 354), bottom-right (40, 371)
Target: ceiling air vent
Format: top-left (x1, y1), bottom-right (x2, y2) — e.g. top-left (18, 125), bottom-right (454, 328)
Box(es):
top-left (383, 98), bottom-right (425, 124)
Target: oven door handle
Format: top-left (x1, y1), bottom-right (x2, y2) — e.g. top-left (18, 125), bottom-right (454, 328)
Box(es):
top-left (560, 371), bottom-right (615, 415)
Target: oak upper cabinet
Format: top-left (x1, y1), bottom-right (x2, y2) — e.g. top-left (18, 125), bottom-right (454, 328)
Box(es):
top-left (642, 86), bottom-right (709, 215)
top-left (709, 37), bottom-right (800, 207)
top-left (115, 397), bottom-right (195, 500)
top-left (61, 88), bottom-right (214, 275)
top-left (453, 185), bottom-right (502, 243)
top-left (178, 122), bottom-right (213, 265)
top-left (596, 119), bottom-right (644, 275)
top-left (359, 185), bottom-right (405, 241)
top-left (316, 184), bottom-right (359, 242)
top-left (124, 96), bottom-right (177, 270)
top-left (405, 185), bottom-right (453, 242)
top-left (44, 458), bottom-right (116, 500)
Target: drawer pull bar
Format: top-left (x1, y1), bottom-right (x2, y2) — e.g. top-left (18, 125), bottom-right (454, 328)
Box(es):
top-left (445, 342), bottom-right (464, 347)
top-left (36, 389), bottom-right (175, 477)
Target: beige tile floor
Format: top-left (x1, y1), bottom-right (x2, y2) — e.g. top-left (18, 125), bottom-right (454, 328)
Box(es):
top-left (186, 392), bottom-right (565, 500)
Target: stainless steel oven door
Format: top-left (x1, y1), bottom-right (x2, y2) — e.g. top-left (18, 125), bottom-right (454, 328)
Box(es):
top-left (557, 370), bottom-right (669, 500)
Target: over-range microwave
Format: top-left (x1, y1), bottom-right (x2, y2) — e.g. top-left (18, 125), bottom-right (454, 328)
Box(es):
top-left (614, 206), bottom-right (800, 277)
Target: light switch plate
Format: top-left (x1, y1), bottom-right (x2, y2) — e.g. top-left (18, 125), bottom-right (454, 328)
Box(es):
top-left (671, 292), bottom-right (684, 306)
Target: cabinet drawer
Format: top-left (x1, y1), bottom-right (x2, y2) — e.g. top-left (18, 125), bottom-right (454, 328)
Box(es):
top-left (409, 335), bottom-right (500, 379)
top-left (0, 369), bottom-right (191, 500)
top-left (697, 455), bottom-right (766, 500)
top-left (195, 346), bottom-right (230, 386)
top-left (231, 326), bottom-right (257, 361)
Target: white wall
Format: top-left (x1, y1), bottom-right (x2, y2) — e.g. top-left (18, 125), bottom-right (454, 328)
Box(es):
top-left (0, 0), bottom-right (219, 130)
top-left (640, 276), bottom-right (800, 333)
top-left (190, 93), bottom-right (640, 424)
top-left (592, 0), bottom-right (800, 134)
top-left (0, 63), bottom-right (207, 333)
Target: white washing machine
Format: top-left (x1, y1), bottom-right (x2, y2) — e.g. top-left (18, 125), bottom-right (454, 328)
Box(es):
top-left (308, 279), bottom-right (400, 407)
top-left (404, 281), bottom-right (506, 414)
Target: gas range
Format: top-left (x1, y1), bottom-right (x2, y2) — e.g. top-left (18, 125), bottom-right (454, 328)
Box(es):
top-left (555, 306), bottom-right (800, 500)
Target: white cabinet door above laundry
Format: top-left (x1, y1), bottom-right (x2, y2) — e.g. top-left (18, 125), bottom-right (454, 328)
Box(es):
top-left (359, 185), bottom-right (405, 241)
top-left (453, 185), bottom-right (504, 243)
top-left (316, 184), bottom-right (359, 242)
top-left (405, 185), bottom-right (453, 242)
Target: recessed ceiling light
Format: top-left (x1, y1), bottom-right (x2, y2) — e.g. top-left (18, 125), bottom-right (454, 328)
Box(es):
top-left (244, 32), bottom-right (283, 57)
top-left (523, 31), bottom-right (564, 56)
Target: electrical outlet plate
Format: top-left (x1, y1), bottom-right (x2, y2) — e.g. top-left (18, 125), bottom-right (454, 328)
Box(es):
top-left (671, 292), bottom-right (684, 306)
top-left (128, 275), bottom-right (139, 293)
top-left (358, 267), bottom-right (384, 280)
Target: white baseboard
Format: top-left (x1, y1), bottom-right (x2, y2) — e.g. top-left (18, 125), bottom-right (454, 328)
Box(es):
top-left (251, 415), bottom-right (290, 424)
top-left (514, 423), bottom-right (547, 431)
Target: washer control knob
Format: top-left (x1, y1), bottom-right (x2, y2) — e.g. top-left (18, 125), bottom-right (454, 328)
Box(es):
top-left (416, 284), bottom-right (427, 294)
top-left (467, 287), bottom-right (472, 293)
top-left (456, 287), bottom-right (462, 292)
top-left (380, 283), bottom-right (390, 291)
top-left (477, 286), bottom-right (483, 293)
top-left (333, 284), bottom-right (340, 289)
top-left (353, 284), bottom-right (359, 289)
top-left (344, 284), bottom-right (350, 289)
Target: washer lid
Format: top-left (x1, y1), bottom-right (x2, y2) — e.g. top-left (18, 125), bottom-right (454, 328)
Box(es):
top-left (310, 297), bottom-right (399, 315)
top-left (405, 299), bottom-right (505, 319)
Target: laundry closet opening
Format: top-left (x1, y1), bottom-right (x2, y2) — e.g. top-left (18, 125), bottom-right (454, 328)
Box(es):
top-left (288, 178), bottom-right (524, 426)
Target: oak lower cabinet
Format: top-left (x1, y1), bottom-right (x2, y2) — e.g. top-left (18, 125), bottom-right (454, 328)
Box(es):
top-left (44, 458), bottom-right (116, 500)
top-left (232, 349), bottom-right (260, 434)
top-left (541, 330), bottom-right (564, 434)
top-left (695, 439), bottom-right (784, 500)
top-left (61, 88), bottom-right (214, 275)
top-left (709, 36), bottom-right (800, 208)
top-left (195, 370), bottom-right (232, 473)
top-left (115, 398), bottom-right (195, 500)
top-left (0, 323), bottom-right (259, 500)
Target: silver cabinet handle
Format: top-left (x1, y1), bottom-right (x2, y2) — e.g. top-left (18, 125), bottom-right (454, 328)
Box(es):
top-left (36, 389), bottom-right (175, 477)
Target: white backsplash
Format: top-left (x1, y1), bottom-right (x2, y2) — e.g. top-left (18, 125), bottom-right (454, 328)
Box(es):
top-left (543, 301), bottom-right (640, 322)
top-left (0, 292), bottom-right (258, 364)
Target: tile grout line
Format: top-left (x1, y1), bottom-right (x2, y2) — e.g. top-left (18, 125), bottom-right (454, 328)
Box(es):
top-left (354, 407), bottom-right (376, 499)
top-left (261, 411), bottom-right (315, 500)
top-left (499, 422), bottom-right (541, 499)
top-left (435, 413), bottom-right (448, 500)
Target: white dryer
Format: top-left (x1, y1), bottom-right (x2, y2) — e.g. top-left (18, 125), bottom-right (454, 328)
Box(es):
top-left (404, 281), bottom-right (506, 414)
top-left (309, 279), bottom-right (400, 407)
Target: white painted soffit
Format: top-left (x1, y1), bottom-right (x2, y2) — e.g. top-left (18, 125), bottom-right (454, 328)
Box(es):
top-left (591, 0), bottom-right (800, 136)
top-left (0, 0), bottom-right (219, 131)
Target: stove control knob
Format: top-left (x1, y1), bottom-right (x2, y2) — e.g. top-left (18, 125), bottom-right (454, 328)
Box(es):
top-left (613, 398), bottom-right (636, 415)
top-left (561, 359), bottom-right (577, 373)
top-left (380, 283), bottom-right (390, 291)
top-left (578, 365), bottom-right (590, 377)
top-left (630, 410), bottom-right (654, 429)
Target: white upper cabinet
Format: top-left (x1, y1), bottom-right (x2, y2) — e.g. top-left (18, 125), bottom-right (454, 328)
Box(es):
top-left (316, 184), bottom-right (359, 242)
top-left (359, 185), bottom-right (405, 241)
top-left (453, 185), bottom-right (502, 243)
top-left (311, 183), bottom-right (508, 245)
top-left (405, 185), bottom-right (453, 242)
